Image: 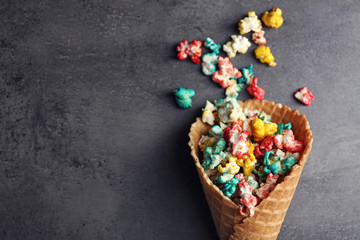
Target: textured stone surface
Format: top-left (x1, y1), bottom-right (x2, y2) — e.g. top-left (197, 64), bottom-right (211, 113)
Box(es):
top-left (0, 0), bottom-right (359, 239)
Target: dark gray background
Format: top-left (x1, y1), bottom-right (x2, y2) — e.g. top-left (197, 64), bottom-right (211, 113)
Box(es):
top-left (0, 0), bottom-right (359, 239)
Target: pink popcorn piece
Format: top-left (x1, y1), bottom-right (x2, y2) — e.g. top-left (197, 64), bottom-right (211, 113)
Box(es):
top-left (255, 173), bottom-right (279, 199)
top-left (294, 87), bottom-right (314, 106)
top-left (277, 129), bottom-right (304, 152)
top-left (252, 30), bottom-right (267, 46)
top-left (212, 56), bottom-right (242, 88)
top-left (238, 177), bottom-right (258, 217)
top-left (176, 40), bottom-right (203, 64)
top-left (224, 122), bottom-right (249, 158)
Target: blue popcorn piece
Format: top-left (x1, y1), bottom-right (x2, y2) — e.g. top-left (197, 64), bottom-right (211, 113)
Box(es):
top-left (277, 122), bottom-right (292, 134)
top-left (220, 177), bottom-right (240, 198)
top-left (174, 88), bottom-right (195, 109)
top-left (204, 37), bottom-right (221, 55)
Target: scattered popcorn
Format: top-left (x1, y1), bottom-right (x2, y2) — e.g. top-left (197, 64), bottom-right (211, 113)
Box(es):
top-left (262, 7), bottom-right (283, 29)
top-left (294, 87), bottom-right (314, 106)
top-left (176, 40), bottom-right (203, 64)
top-left (252, 30), bottom-right (267, 46)
top-left (254, 46), bottom-right (276, 67)
top-left (212, 56), bottom-right (242, 88)
top-left (238, 11), bottom-right (262, 35)
top-left (174, 88), bottom-right (195, 109)
top-left (204, 37), bottom-right (221, 55)
top-left (223, 35), bottom-right (251, 58)
top-left (202, 52), bottom-right (218, 76)
top-left (225, 80), bottom-right (241, 98)
top-left (246, 76), bottom-right (265, 100)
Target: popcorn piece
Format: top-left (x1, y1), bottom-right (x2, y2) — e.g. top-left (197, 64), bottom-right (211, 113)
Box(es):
top-left (218, 157), bottom-right (240, 175)
top-left (212, 57), bottom-right (242, 88)
top-left (238, 11), bottom-right (262, 35)
top-left (252, 30), bottom-right (267, 46)
top-left (209, 125), bottom-right (223, 137)
top-left (236, 142), bottom-right (257, 176)
top-left (294, 87), bottom-right (314, 106)
top-left (251, 118), bottom-right (277, 142)
top-left (216, 97), bottom-right (245, 123)
top-left (224, 123), bottom-right (250, 159)
top-left (223, 35), bottom-right (251, 58)
top-left (277, 122), bottom-right (292, 134)
top-left (255, 173), bottom-right (279, 199)
top-left (247, 76), bottom-right (265, 100)
top-left (176, 40), bottom-right (203, 64)
top-left (202, 100), bottom-right (217, 125)
top-left (246, 173), bottom-right (259, 193)
top-left (202, 138), bottom-right (227, 170)
top-left (283, 129), bottom-right (304, 152)
top-left (202, 53), bottom-right (218, 76)
top-left (204, 37), bottom-right (221, 54)
top-left (213, 172), bottom-right (235, 185)
top-left (220, 176), bottom-right (240, 198)
top-left (274, 129), bottom-right (304, 152)
top-left (225, 80), bottom-right (240, 98)
top-left (174, 88), bottom-right (195, 109)
top-left (258, 111), bottom-right (271, 123)
top-left (238, 176), bottom-right (258, 217)
top-left (238, 64), bottom-right (254, 85)
top-left (198, 135), bottom-right (217, 151)
top-left (254, 45), bottom-right (277, 67)
top-left (262, 7), bottom-right (283, 29)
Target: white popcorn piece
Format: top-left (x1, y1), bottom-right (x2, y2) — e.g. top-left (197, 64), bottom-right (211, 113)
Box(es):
top-left (202, 100), bottom-right (217, 125)
top-left (223, 35), bottom-right (251, 58)
top-left (239, 11), bottom-right (262, 35)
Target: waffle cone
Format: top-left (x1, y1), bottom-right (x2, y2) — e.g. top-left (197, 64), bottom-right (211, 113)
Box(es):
top-left (188, 99), bottom-right (313, 240)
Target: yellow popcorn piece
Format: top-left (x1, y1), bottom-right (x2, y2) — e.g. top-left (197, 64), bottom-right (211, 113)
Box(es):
top-left (262, 7), bottom-right (283, 29)
top-left (254, 46), bottom-right (277, 67)
top-left (252, 118), bottom-right (277, 142)
top-left (218, 157), bottom-right (240, 174)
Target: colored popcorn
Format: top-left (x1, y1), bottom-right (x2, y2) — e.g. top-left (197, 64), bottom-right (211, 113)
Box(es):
top-left (212, 56), bottom-right (242, 88)
top-left (174, 88), bottom-right (195, 109)
top-left (262, 7), bottom-right (284, 29)
top-left (204, 37), bottom-right (221, 55)
top-left (254, 46), bottom-right (277, 67)
top-left (202, 52), bottom-right (218, 76)
top-left (176, 40), bottom-right (203, 64)
top-left (294, 87), bottom-right (314, 106)
top-left (198, 97), bottom-right (305, 217)
top-left (246, 76), bottom-right (265, 100)
top-left (202, 100), bottom-right (217, 125)
top-left (238, 11), bottom-right (262, 35)
top-left (223, 35), bottom-right (251, 58)
top-left (252, 30), bottom-right (267, 46)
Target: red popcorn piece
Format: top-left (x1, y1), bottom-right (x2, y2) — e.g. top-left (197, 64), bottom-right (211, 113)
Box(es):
top-left (231, 131), bottom-right (250, 158)
top-left (255, 173), bottom-right (279, 199)
top-left (225, 122), bottom-right (249, 158)
top-left (273, 134), bottom-right (284, 149)
top-left (212, 56), bottom-right (242, 88)
top-left (260, 135), bottom-right (274, 152)
top-left (254, 145), bottom-right (264, 158)
top-left (246, 76), bottom-right (265, 100)
top-left (281, 129), bottom-right (304, 152)
top-left (238, 178), bottom-right (258, 217)
top-left (176, 40), bottom-right (203, 64)
top-left (252, 30), bottom-right (267, 46)
top-left (294, 87), bottom-right (314, 106)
